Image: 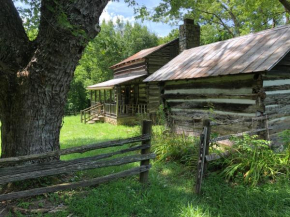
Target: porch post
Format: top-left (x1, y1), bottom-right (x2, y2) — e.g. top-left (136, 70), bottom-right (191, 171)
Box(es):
top-left (116, 87), bottom-right (119, 117)
top-left (104, 89), bottom-right (106, 103)
top-left (99, 90), bottom-right (101, 103)
top-left (90, 91), bottom-right (93, 105)
top-left (95, 90), bottom-right (97, 104)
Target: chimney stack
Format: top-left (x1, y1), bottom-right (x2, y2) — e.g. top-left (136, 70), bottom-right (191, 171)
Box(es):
top-left (179, 19), bottom-right (200, 53)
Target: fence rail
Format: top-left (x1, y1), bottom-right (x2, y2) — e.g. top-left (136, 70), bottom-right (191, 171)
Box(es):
top-left (195, 118), bottom-right (270, 194)
top-left (0, 120), bottom-right (155, 202)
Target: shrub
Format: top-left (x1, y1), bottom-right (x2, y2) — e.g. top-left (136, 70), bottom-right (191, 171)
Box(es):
top-left (218, 134), bottom-right (289, 186)
top-left (152, 128), bottom-right (199, 171)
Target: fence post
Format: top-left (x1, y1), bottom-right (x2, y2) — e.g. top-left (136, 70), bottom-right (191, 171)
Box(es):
top-left (264, 115), bottom-right (270, 140)
top-left (140, 120), bottom-right (152, 184)
top-left (80, 111), bottom-right (83, 123)
top-left (195, 119), bottom-right (211, 194)
top-left (204, 119), bottom-right (211, 172)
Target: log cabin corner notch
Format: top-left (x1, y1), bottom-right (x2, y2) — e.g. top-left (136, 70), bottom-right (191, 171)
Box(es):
top-left (144, 25), bottom-right (290, 147)
top-left (85, 19), bottom-right (200, 125)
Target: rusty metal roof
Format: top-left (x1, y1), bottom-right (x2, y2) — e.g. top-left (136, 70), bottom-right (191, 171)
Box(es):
top-left (110, 39), bottom-right (178, 69)
top-left (144, 25), bottom-right (290, 82)
top-left (87, 74), bottom-right (146, 90)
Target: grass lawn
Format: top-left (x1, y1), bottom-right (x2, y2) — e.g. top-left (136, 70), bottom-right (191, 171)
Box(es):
top-left (2, 116), bottom-right (290, 217)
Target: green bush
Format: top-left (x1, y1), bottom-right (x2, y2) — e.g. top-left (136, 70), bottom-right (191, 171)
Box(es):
top-left (152, 128), bottom-right (199, 171)
top-left (218, 134), bottom-right (289, 186)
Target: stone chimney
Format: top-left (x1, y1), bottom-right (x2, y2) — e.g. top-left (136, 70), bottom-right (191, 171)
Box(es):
top-left (179, 19), bottom-right (200, 53)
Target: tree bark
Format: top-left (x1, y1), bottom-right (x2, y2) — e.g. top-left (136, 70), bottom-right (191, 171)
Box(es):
top-left (279, 0), bottom-right (290, 12)
top-left (0, 0), bottom-right (109, 158)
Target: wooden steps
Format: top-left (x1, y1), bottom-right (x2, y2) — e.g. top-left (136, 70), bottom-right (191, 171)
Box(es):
top-left (87, 114), bottom-right (105, 124)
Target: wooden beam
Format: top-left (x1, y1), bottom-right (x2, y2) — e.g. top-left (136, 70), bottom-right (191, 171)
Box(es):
top-left (0, 154), bottom-right (156, 185)
top-left (0, 144), bottom-right (150, 177)
top-left (0, 134), bottom-right (151, 166)
top-left (0, 165), bottom-right (151, 202)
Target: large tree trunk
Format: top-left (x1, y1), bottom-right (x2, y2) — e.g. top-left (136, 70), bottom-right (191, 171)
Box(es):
top-left (0, 0), bottom-right (109, 158)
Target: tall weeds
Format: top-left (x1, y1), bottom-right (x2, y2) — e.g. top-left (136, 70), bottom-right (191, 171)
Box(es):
top-left (152, 127), bottom-right (199, 171)
top-left (218, 134), bottom-right (290, 186)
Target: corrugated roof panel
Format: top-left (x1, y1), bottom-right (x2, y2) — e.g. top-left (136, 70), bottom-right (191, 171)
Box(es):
top-left (144, 25), bottom-right (290, 82)
top-left (110, 39), bottom-right (178, 69)
top-left (87, 74), bottom-right (146, 90)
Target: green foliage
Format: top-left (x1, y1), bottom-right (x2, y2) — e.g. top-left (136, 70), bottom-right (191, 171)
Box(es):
top-left (134, 0), bottom-right (288, 44)
top-left (155, 104), bottom-right (166, 125)
top-left (218, 134), bottom-right (289, 186)
top-left (67, 19), bottom-right (159, 111)
top-left (152, 127), bottom-right (199, 171)
top-left (158, 28), bottom-right (179, 44)
top-left (14, 0), bottom-right (41, 40)
top-left (4, 116), bottom-right (290, 217)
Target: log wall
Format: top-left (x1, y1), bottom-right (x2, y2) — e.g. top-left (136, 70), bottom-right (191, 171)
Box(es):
top-left (163, 74), bottom-right (263, 135)
top-left (146, 40), bottom-right (179, 115)
top-left (264, 56), bottom-right (290, 145)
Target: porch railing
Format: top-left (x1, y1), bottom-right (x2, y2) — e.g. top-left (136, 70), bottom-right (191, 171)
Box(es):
top-left (104, 103), bottom-right (117, 116)
top-left (118, 104), bottom-right (147, 116)
top-left (80, 103), bottom-right (103, 123)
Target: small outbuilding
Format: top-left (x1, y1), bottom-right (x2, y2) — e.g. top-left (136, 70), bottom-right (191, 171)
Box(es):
top-left (86, 19), bottom-right (200, 125)
top-left (144, 25), bottom-right (290, 143)
top-left (86, 39), bottom-right (180, 125)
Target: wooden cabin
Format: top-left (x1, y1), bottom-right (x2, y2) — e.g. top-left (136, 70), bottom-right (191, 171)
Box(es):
top-left (86, 39), bottom-right (179, 125)
top-left (86, 19), bottom-right (200, 125)
top-left (144, 25), bottom-right (290, 147)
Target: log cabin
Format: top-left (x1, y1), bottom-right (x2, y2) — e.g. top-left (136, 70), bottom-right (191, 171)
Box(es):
top-left (85, 19), bottom-right (200, 125)
top-left (144, 25), bottom-right (290, 147)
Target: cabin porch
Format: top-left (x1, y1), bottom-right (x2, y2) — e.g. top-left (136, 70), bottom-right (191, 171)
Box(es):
top-left (81, 85), bottom-right (148, 125)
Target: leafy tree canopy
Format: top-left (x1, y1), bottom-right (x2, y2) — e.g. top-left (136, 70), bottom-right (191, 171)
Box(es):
top-left (132, 0), bottom-right (290, 44)
top-left (66, 19), bottom-right (159, 112)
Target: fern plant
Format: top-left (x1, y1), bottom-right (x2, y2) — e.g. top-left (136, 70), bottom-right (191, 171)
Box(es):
top-left (219, 134), bottom-right (283, 186)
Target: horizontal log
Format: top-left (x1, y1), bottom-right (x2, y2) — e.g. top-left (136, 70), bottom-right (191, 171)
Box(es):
top-left (167, 101), bottom-right (260, 113)
top-left (210, 127), bottom-right (272, 143)
top-left (263, 71), bottom-right (290, 80)
top-left (0, 144), bottom-right (150, 177)
top-left (164, 79), bottom-right (254, 90)
top-left (0, 134), bottom-right (151, 165)
top-left (0, 165), bottom-right (151, 202)
top-left (264, 93), bottom-right (290, 105)
top-left (162, 93), bottom-right (257, 100)
top-left (0, 153), bottom-right (156, 185)
top-left (205, 151), bottom-right (233, 162)
top-left (165, 87), bottom-right (253, 95)
top-left (165, 74), bottom-right (254, 86)
top-left (170, 108), bottom-right (256, 118)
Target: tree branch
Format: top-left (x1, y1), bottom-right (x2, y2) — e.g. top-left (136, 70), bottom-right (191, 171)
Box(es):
top-left (198, 9), bottom-right (235, 37)
top-left (279, 0), bottom-right (290, 12)
top-left (219, 1), bottom-right (240, 36)
top-left (0, 0), bottom-right (31, 73)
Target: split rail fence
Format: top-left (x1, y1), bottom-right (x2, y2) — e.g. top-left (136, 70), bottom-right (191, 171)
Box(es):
top-left (0, 120), bottom-right (155, 202)
top-left (195, 117), bottom-right (271, 194)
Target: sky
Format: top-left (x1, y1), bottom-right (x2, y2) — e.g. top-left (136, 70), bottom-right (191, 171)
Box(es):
top-left (14, 0), bottom-right (178, 37)
top-left (99, 0), bottom-right (178, 37)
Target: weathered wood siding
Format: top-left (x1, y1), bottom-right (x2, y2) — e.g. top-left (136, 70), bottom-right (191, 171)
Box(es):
top-left (163, 74), bottom-right (264, 135)
top-left (147, 40), bottom-right (179, 75)
top-left (113, 61), bottom-right (147, 79)
top-left (147, 82), bottom-right (161, 115)
top-left (146, 40), bottom-right (179, 115)
top-left (264, 56), bottom-right (290, 144)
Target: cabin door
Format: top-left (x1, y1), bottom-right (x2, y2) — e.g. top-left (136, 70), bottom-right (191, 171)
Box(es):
top-left (125, 86), bottom-right (130, 105)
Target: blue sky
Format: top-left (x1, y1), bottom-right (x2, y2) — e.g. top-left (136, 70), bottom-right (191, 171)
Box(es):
top-left (14, 0), bottom-right (177, 37)
top-left (100, 0), bottom-right (178, 37)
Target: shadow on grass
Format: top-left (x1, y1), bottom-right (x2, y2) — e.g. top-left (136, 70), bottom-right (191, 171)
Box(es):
top-left (62, 161), bottom-right (290, 217)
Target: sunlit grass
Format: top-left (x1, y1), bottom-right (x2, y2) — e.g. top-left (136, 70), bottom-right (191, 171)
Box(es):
top-left (2, 116), bottom-right (290, 217)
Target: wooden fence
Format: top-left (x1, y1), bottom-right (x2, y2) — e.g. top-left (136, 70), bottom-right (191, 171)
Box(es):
top-left (0, 120), bottom-right (155, 201)
top-left (195, 118), bottom-right (270, 194)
